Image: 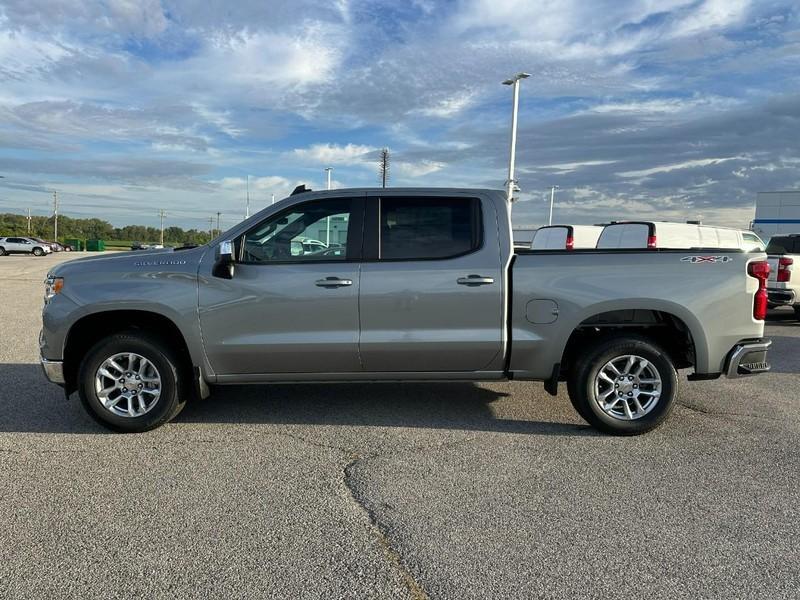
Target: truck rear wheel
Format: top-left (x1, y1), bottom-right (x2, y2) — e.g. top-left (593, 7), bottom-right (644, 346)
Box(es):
top-left (567, 335), bottom-right (678, 435)
top-left (77, 332), bottom-right (187, 432)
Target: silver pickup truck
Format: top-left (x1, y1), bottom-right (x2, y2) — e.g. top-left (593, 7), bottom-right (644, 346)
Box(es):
top-left (40, 188), bottom-right (772, 435)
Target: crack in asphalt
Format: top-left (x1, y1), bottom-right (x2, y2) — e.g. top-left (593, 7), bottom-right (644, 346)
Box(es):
top-left (268, 430), bottom-right (480, 600)
top-left (678, 402), bottom-right (789, 425)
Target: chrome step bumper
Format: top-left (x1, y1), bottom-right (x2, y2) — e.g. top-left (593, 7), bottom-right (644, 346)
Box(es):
top-left (40, 357), bottom-right (65, 385)
top-left (725, 339), bottom-right (771, 378)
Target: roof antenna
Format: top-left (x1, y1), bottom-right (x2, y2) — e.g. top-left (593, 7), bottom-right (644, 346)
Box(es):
top-left (291, 184), bottom-right (311, 196)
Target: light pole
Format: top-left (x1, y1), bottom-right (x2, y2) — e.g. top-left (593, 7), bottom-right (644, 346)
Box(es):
top-left (52, 190), bottom-right (58, 241)
top-left (245, 175), bottom-right (251, 219)
top-left (548, 185), bottom-right (559, 226)
top-left (502, 72), bottom-right (530, 202)
top-left (324, 167), bottom-right (333, 246)
top-left (159, 209), bottom-right (166, 245)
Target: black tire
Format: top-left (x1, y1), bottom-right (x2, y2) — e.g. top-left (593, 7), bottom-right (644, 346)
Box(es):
top-left (0, 247), bottom-right (5, 256)
top-left (32, 247), bottom-right (44, 256)
top-left (794, 306), bottom-right (800, 321)
top-left (567, 334), bottom-right (678, 435)
top-left (78, 332), bottom-right (187, 432)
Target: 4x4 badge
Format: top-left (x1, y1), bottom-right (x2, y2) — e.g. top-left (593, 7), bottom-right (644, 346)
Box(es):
top-left (680, 256), bottom-right (732, 263)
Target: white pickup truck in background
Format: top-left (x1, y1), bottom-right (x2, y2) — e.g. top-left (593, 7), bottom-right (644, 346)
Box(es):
top-left (766, 233), bottom-right (800, 319)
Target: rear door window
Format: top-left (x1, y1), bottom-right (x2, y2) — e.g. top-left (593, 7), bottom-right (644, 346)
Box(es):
top-left (379, 197), bottom-right (481, 260)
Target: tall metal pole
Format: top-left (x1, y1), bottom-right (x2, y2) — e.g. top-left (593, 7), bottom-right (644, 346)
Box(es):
top-left (271, 193), bottom-right (275, 205)
top-left (324, 167), bottom-right (333, 246)
top-left (159, 209), bottom-right (166, 245)
top-left (27, 208), bottom-right (31, 234)
top-left (216, 212), bottom-right (221, 235)
top-left (502, 73), bottom-right (530, 203)
top-left (246, 175), bottom-right (250, 219)
top-left (209, 216), bottom-right (214, 237)
top-left (53, 190), bottom-right (58, 241)
top-left (548, 185), bottom-right (558, 226)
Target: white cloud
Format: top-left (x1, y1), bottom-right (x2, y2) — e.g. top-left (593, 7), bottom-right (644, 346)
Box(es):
top-left (292, 143), bottom-right (376, 165)
top-left (395, 160), bottom-right (446, 178)
top-left (616, 157), bottom-right (745, 179)
top-left (417, 93), bottom-right (475, 118)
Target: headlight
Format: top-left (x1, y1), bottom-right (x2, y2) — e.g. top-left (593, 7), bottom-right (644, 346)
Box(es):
top-left (44, 275), bottom-right (64, 303)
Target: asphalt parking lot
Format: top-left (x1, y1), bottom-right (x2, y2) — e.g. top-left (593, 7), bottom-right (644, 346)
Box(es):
top-left (1, 252), bottom-right (798, 599)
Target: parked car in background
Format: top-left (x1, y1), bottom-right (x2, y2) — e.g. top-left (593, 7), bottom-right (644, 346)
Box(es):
top-left (0, 236), bottom-right (52, 256)
top-left (30, 237), bottom-right (58, 252)
top-left (530, 225), bottom-right (603, 250)
top-left (41, 187), bottom-right (771, 436)
top-left (131, 242), bottom-right (164, 251)
top-left (597, 221), bottom-right (758, 250)
top-left (765, 233), bottom-right (800, 319)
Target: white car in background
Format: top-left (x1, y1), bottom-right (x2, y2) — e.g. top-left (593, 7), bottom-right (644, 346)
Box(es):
top-left (530, 225), bottom-right (603, 250)
top-left (596, 221), bottom-right (765, 251)
top-left (0, 236), bottom-right (53, 256)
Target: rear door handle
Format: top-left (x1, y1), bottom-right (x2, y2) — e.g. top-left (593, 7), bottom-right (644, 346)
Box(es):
top-left (457, 275), bottom-right (495, 286)
top-left (315, 277), bottom-right (353, 288)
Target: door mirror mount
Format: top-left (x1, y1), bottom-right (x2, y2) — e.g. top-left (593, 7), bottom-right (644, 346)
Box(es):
top-left (213, 240), bottom-right (235, 279)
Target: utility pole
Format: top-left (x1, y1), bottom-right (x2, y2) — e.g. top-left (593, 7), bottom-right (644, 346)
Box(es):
top-left (216, 212), bottom-right (221, 235)
top-left (548, 185), bottom-right (559, 226)
top-left (52, 190), bottom-right (59, 241)
top-left (378, 148), bottom-right (390, 188)
top-left (159, 209), bottom-right (166, 245)
top-left (208, 216), bottom-right (214, 237)
top-left (502, 72), bottom-right (530, 202)
top-left (325, 167), bottom-right (333, 246)
top-left (27, 208), bottom-right (31, 234)
top-left (246, 175), bottom-right (250, 219)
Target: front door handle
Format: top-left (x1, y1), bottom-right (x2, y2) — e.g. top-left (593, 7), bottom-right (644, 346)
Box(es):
top-left (457, 275), bottom-right (495, 286)
top-left (315, 277), bottom-right (353, 288)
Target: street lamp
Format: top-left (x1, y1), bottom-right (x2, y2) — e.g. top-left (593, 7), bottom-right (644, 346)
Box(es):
top-left (245, 174), bottom-right (251, 219)
top-left (502, 72), bottom-right (530, 202)
top-left (548, 185), bottom-right (559, 226)
top-left (324, 167), bottom-right (333, 246)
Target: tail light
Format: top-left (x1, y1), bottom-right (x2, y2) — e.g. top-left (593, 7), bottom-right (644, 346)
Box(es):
top-left (565, 234), bottom-right (574, 250)
top-left (777, 257), bottom-right (793, 282)
top-left (647, 235), bottom-right (657, 249)
top-left (748, 261), bottom-right (770, 320)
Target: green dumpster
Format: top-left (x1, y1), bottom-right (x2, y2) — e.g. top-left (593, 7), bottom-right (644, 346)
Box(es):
top-left (64, 238), bottom-right (83, 251)
top-left (85, 239), bottom-right (106, 252)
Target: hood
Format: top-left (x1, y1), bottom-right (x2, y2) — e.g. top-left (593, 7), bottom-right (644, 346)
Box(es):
top-left (50, 245), bottom-right (208, 278)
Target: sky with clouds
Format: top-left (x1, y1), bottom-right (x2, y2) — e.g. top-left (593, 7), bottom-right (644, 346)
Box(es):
top-left (0, 0), bottom-right (798, 230)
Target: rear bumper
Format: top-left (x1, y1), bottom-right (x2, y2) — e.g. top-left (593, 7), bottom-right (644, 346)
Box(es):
top-left (724, 339), bottom-right (771, 378)
top-left (767, 288), bottom-right (795, 306)
top-left (40, 357), bottom-right (65, 385)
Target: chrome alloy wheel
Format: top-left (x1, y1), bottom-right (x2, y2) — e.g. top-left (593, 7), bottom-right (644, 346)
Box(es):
top-left (593, 354), bottom-right (662, 421)
top-left (94, 352), bottom-right (162, 418)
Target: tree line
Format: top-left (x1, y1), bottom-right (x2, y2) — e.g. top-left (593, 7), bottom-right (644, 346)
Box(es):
top-left (0, 213), bottom-right (214, 245)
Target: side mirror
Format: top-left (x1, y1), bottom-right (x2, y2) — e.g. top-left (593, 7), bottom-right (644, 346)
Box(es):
top-left (212, 240), bottom-right (235, 279)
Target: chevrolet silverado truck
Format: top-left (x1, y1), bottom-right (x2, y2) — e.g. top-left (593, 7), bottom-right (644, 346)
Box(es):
top-left (40, 188), bottom-right (772, 435)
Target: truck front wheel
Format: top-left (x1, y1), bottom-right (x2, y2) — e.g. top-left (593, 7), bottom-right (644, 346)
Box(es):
top-left (77, 332), bottom-right (187, 432)
top-left (567, 335), bottom-right (678, 435)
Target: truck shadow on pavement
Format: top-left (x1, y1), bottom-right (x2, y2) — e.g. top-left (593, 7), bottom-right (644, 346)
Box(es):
top-left (0, 364), bottom-right (592, 436)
